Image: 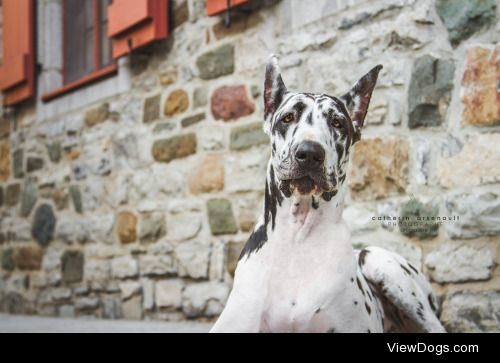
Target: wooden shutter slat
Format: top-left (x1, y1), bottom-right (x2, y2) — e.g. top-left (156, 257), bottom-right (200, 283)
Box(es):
top-left (0, 54), bottom-right (27, 90)
top-left (0, 0), bottom-right (35, 106)
top-left (206, 0), bottom-right (251, 16)
top-left (107, 0), bottom-right (168, 59)
top-left (108, 0), bottom-right (152, 37)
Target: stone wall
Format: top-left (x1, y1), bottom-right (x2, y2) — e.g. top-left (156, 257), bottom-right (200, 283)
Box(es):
top-left (0, 0), bottom-right (499, 331)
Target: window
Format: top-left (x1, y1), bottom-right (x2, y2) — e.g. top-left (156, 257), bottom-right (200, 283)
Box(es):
top-left (63, 0), bottom-right (113, 84)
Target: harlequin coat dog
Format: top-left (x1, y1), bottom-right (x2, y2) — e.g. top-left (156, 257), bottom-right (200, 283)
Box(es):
top-left (211, 56), bottom-right (445, 333)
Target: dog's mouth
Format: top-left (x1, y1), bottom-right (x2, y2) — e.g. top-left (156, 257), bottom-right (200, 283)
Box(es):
top-left (279, 173), bottom-right (333, 197)
top-left (290, 176), bottom-right (319, 195)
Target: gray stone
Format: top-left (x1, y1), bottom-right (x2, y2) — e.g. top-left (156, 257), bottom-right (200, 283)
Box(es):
top-left (5, 184), bottom-right (21, 206)
top-left (61, 250), bottom-right (84, 283)
top-left (398, 198), bottom-right (439, 240)
top-left (50, 288), bottom-right (72, 302)
top-left (13, 149), bottom-right (24, 179)
top-left (155, 280), bottom-right (184, 308)
top-left (70, 185), bottom-right (83, 214)
top-left (408, 55), bottom-right (455, 129)
top-left (193, 87), bottom-right (208, 108)
top-left (75, 297), bottom-right (100, 311)
top-left (230, 122), bottom-right (269, 151)
top-left (102, 296), bottom-right (122, 319)
top-left (20, 180), bottom-right (38, 217)
top-left (58, 305), bottom-right (75, 318)
top-left (168, 211), bottom-right (202, 242)
top-left (2, 249), bottom-right (15, 271)
top-left (32, 204), bottom-right (56, 247)
top-left (85, 103), bottom-right (110, 127)
top-left (119, 281), bottom-right (142, 300)
top-left (153, 121), bottom-right (177, 133)
top-left (175, 241), bottom-right (210, 279)
top-left (141, 279), bottom-right (155, 310)
top-left (84, 259), bottom-right (110, 283)
top-left (196, 44), bottom-right (234, 80)
top-left (181, 113), bottom-right (205, 128)
top-left (152, 134), bottom-right (197, 163)
top-left (207, 199), bottom-right (238, 235)
top-left (139, 255), bottom-right (175, 276)
top-left (143, 94), bottom-right (161, 123)
top-left (441, 291), bottom-right (500, 332)
top-left (80, 213), bottom-right (115, 244)
top-left (46, 142), bottom-right (62, 163)
top-left (72, 163), bottom-right (87, 181)
top-left (435, 0), bottom-right (497, 47)
top-left (122, 295), bottom-right (142, 320)
top-left (111, 256), bottom-right (139, 279)
top-left (445, 192), bottom-right (500, 239)
top-left (27, 157), bottom-right (44, 173)
top-left (182, 282), bottom-right (229, 318)
top-left (42, 249), bottom-right (63, 285)
top-left (139, 212), bottom-right (166, 243)
top-left (425, 243), bottom-right (495, 283)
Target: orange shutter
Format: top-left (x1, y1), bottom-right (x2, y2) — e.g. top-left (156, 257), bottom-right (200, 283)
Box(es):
top-left (0, 0), bottom-right (36, 106)
top-left (108, 0), bottom-right (169, 59)
top-left (206, 0), bottom-right (251, 16)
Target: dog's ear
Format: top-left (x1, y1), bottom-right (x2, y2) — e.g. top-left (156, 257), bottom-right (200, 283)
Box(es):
top-left (340, 65), bottom-right (382, 143)
top-left (264, 55), bottom-right (287, 123)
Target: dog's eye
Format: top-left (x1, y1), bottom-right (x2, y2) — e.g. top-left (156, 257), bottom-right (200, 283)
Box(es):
top-left (330, 117), bottom-right (342, 128)
top-left (281, 113), bottom-right (294, 124)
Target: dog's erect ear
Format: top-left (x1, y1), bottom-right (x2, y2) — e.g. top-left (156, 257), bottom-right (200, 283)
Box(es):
top-left (340, 65), bottom-right (382, 143)
top-left (264, 55), bottom-right (287, 122)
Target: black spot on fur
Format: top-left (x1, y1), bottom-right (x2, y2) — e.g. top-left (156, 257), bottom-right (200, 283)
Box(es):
top-left (321, 190), bottom-right (337, 202)
top-left (356, 277), bottom-right (365, 296)
top-left (428, 293), bottom-right (437, 312)
top-left (400, 264), bottom-right (412, 275)
top-left (311, 197), bottom-right (319, 209)
top-left (327, 328), bottom-right (335, 333)
top-left (367, 329), bottom-right (371, 333)
top-left (365, 302), bottom-right (372, 315)
top-left (359, 249), bottom-right (370, 267)
top-left (350, 277), bottom-right (354, 283)
top-left (416, 307), bottom-right (425, 321)
top-left (239, 224), bottom-right (267, 260)
top-left (354, 300), bottom-right (358, 305)
top-left (306, 112), bottom-right (313, 125)
top-left (267, 166), bottom-right (283, 230)
top-left (315, 308), bottom-right (321, 314)
top-left (408, 263), bottom-right (419, 274)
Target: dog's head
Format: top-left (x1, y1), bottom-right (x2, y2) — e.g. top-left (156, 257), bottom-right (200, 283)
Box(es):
top-left (263, 56), bottom-right (382, 200)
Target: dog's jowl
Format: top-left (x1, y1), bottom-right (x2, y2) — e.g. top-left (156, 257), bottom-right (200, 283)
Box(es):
top-left (211, 56), bottom-right (445, 333)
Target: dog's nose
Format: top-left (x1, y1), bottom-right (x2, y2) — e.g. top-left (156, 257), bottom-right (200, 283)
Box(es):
top-left (294, 141), bottom-right (325, 169)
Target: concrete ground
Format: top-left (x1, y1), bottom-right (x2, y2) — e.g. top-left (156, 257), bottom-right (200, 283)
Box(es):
top-left (0, 314), bottom-right (212, 333)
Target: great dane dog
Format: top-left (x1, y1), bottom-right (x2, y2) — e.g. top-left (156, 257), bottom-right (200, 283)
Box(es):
top-left (211, 56), bottom-right (445, 333)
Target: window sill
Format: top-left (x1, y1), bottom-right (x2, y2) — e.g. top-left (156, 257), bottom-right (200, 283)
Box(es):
top-left (41, 64), bottom-right (118, 103)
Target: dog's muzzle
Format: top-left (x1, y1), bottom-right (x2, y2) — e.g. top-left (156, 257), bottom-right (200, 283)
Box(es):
top-left (279, 141), bottom-right (332, 196)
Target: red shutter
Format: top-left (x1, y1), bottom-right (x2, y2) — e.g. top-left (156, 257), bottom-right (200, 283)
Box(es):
top-left (0, 0), bottom-right (36, 106)
top-left (107, 0), bottom-right (169, 59)
top-left (206, 0), bottom-right (251, 16)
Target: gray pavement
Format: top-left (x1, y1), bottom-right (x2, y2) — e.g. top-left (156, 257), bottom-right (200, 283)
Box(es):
top-left (0, 314), bottom-right (212, 333)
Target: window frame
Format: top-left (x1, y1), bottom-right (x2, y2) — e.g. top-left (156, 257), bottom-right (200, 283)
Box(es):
top-left (42, 0), bottom-right (117, 103)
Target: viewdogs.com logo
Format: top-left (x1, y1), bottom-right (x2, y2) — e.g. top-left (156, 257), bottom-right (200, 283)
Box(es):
top-left (373, 194), bottom-right (459, 239)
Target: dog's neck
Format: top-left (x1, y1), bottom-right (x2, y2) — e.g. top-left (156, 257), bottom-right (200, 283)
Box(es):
top-left (264, 161), bottom-right (347, 235)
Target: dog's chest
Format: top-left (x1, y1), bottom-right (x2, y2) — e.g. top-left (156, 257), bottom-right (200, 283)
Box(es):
top-left (236, 229), bottom-right (378, 333)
